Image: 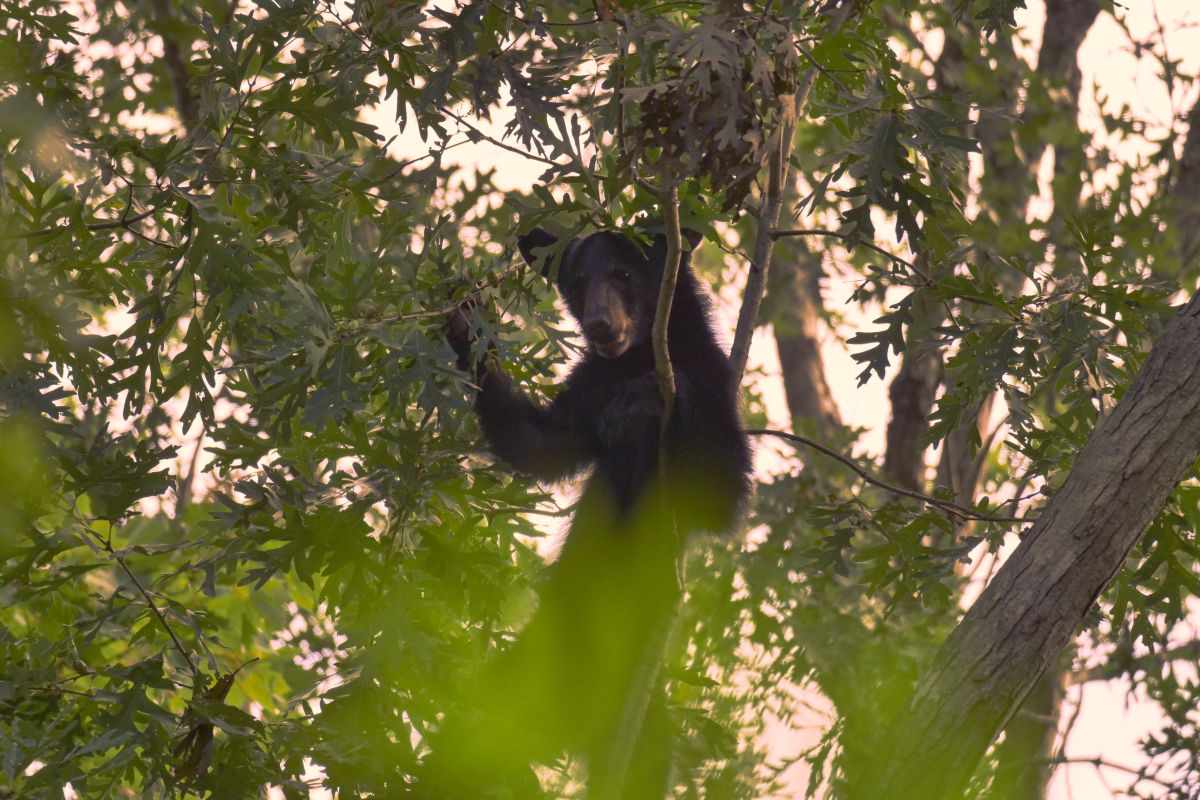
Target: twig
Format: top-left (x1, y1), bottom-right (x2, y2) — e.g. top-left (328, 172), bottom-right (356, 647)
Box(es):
top-left (83, 526), bottom-right (198, 676)
top-left (747, 428), bottom-right (1033, 524)
top-left (3, 207), bottom-right (159, 240)
top-left (729, 95), bottom-right (796, 381)
top-left (487, 0), bottom-right (600, 27)
top-left (1047, 757), bottom-right (1150, 780)
top-left (796, 42), bottom-right (849, 93)
top-left (438, 105), bottom-right (561, 168)
top-left (1066, 639), bottom-right (1200, 685)
top-left (771, 227), bottom-right (930, 281)
top-left (654, 183), bottom-right (684, 442)
top-left (366, 261), bottom-right (527, 329)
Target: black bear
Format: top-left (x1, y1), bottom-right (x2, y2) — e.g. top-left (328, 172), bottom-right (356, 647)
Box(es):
top-left (431, 226), bottom-right (753, 797)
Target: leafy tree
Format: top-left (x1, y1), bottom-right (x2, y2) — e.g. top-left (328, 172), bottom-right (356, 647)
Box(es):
top-left (1, 1), bottom-right (1199, 799)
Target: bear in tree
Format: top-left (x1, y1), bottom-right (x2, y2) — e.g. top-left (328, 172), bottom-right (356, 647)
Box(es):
top-left (431, 226), bottom-right (753, 797)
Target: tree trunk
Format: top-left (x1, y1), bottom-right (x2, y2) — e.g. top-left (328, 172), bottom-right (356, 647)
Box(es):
top-left (935, 393), bottom-right (996, 506)
top-left (882, 289), bottom-right (942, 492)
top-left (1040, 0), bottom-right (1100, 214)
top-left (851, 290), bottom-right (1200, 800)
top-left (772, 241), bottom-right (842, 440)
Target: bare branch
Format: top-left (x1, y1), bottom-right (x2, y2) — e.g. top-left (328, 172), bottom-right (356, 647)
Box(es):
top-left (654, 184), bottom-right (684, 442)
top-left (594, 183), bottom-right (684, 800)
top-left (365, 261), bottom-right (528, 329)
top-left (2, 207), bottom-right (160, 241)
top-left (1067, 640), bottom-right (1200, 686)
top-left (84, 525), bottom-right (197, 677)
top-left (747, 428), bottom-right (1032, 524)
top-left (772, 227), bottom-right (928, 281)
top-left (728, 97), bottom-right (796, 381)
top-left (438, 105), bottom-right (563, 169)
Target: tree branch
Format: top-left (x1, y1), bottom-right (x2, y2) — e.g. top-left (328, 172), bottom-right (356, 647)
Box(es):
top-left (654, 184), bottom-right (683, 441)
top-left (728, 2), bottom-right (857, 382)
top-left (84, 525), bottom-right (198, 677)
top-left (728, 96), bottom-right (795, 381)
top-left (438, 105), bottom-right (564, 169)
top-left (772, 227), bottom-right (928, 281)
top-left (1066, 639), bottom-right (1200, 686)
top-left (2, 207), bottom-right (160, 241)
top-left (747, 428), bottom-right (1031, 524)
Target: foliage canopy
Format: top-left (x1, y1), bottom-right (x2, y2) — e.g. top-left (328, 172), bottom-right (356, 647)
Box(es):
top-left (1, 0), bottom-right (1199, 798)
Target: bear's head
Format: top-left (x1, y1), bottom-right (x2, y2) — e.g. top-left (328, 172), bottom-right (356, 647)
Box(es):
top-left (518, 228), bottom-right (702, 359)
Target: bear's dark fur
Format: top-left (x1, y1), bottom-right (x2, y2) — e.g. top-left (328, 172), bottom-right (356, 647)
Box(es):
top-left (432, 227), bottom-right (753, 797)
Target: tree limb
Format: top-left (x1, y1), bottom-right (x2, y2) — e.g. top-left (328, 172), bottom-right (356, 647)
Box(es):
top-left (2, 207), bottom-right (160, 241)
top-left (728, 2), bottom-right (857, 382)
top-left (654, 183), bottom-right (684, 441)
top-left (84, 525), bottom-right (198, 678)
top-left (772, 227), bottom-right (927, 280)
top-left (1066, 639), bottom-right (1200, 686)
top-left (747, 428), bottom-right (1031, 524)
top-left (729, 99), bottom-right (796, 382)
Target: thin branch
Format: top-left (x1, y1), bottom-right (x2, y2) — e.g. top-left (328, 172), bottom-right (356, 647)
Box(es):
top-left (438, 105), bottom-right (561, 168)
top-left (486, 0), bottom-right (600, 27)
top-left (772, 227), bottom-right (930, 281)
top-left (796, 42), bottom-right (849, 93)
top-left (654, 183), bottom-right (684, 442)
top-left (1047, 757), bottom-right (1153, 781)
top-left (84, 526), bottom-right (198, 677)
top-left (729, 97), bottom-right (795, 380)
top-left (365, 260), bottom-right (527, 329)
top-left (3, 207), bottom-right (159, 240)
top-left (747, 428), bottom-right (1033, 524)
top-left (594, 183), bottom-right (685, 800)
top-left (1066, 639), bottom-right (1200, 685)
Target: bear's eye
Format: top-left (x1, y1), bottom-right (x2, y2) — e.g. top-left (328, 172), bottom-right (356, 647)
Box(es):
top-left (615, 268), bottom-right (632, 281)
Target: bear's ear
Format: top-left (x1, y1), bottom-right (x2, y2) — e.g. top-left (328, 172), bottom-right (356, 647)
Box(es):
top-left (648, 228), bottom-right (704, 254)
top-left (517, 227), bottom-right (559, 276)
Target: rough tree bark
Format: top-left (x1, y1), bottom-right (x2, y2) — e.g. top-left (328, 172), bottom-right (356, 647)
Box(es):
top-left (851, 289), bottom-right (1200, 800)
